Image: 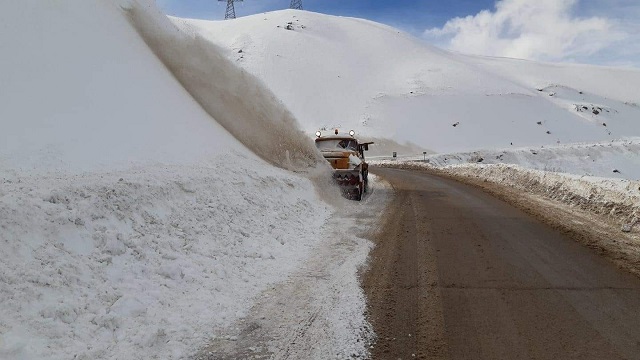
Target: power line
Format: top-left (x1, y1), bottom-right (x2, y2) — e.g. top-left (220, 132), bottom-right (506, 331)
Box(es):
top-left (219, 0), bottom-right (301, 20)
top-left (218, 0), bottom-right (243, 20)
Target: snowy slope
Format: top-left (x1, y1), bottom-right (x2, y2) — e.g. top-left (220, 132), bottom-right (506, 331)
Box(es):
top-left (174, 10), bottom-right (640, 155)
top-left (467, 55), bottom-right (640, 104)
top-left (0, 1), bottom-right (369, 359)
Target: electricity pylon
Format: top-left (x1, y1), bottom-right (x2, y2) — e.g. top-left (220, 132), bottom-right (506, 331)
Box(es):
top-left (218, 0), bottom-right (243, 20)
top-left (290, 0), bottom-right (303, 10)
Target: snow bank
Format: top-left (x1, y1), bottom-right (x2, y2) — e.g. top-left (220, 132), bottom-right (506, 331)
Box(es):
top-left (443, 163), bottom-right (640, 225)
top-left (0, 156), bottom-right (330, 359)
top-left (372, 138), bottom-right (640, 181)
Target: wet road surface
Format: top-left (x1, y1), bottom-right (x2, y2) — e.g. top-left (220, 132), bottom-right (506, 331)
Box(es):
top-left (364, 168), bottom-right (640, 360)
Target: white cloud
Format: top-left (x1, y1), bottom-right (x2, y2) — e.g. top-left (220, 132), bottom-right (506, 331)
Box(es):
top-left (424, 0), bottom-right (636, 66)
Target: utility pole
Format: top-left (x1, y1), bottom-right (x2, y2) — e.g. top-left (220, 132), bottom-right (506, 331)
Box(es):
top-left (218, 0), bottom-right (243, 20)
top-left (290, 0), bottom-right (303, 10)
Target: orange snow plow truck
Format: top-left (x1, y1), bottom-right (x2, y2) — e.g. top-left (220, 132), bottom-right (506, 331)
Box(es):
top-left (314, 129), bottom-right (373, 201)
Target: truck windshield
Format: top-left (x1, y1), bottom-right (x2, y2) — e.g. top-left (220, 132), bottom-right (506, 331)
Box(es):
top-left (316, 139), bottom-right (358, 151)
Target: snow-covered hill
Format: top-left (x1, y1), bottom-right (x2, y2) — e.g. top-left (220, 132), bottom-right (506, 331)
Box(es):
top-left (175, 10), bottom-right (640, 155)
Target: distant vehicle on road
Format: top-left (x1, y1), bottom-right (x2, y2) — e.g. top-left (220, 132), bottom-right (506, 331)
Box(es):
top-left (315, 129), bottom-right (373, 200)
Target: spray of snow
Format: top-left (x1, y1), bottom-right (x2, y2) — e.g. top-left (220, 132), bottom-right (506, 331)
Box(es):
top-left (123, 2), bottom-right (323, 170)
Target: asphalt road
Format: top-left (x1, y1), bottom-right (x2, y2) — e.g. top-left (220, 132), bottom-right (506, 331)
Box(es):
top-left (364, 168), bottom-right (640, 360)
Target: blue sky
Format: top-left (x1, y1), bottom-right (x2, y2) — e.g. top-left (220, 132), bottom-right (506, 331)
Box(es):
top-left (157, 0), bottom-right (640, 67)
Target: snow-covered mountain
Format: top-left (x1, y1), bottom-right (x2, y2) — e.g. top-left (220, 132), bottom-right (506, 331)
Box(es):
top-left (175, 10), bottom-right (640, 154)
